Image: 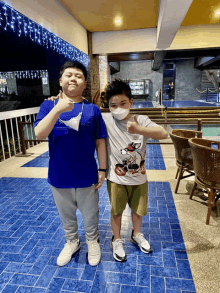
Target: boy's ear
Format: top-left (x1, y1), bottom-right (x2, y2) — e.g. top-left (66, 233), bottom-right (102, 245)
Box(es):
top-left (130, 98), bottom-right (133, 107)
top-left (59, 78), bottom-right (62, 87)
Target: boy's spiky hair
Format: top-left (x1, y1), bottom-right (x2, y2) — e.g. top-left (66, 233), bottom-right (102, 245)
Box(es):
top-left (105, 79), bottom-right (132, 103)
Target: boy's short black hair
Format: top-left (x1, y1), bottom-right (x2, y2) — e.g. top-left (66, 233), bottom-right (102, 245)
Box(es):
top-left (59, 60), bottom-right (87, 81)
top-left (105, 79), bottom-right (132, 103)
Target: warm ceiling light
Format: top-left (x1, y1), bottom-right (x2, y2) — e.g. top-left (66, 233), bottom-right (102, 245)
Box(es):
top-left (212, 6), bottom-right (220, 20)
top-left (114, 15), bottom-right (123, 27)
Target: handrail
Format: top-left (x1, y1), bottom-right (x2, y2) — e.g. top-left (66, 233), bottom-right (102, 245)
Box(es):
top-left (196, 88), bottom-right (207, 94)
top-left (16, 118), bottom-right (220, 154)
top-left (208, 88), bottom-right (218, 93)
top-left (1, 106), bottom-right (220, 161)
top-left (0, 107), bottom-right (40, 121)
top-left (0, 107), bottom-right (40, 161)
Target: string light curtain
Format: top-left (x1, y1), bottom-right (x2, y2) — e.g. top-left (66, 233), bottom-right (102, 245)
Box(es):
top-left (0, 70), bottom-right (48, 79)
top-left (0, 1), bottom-right (89, 67)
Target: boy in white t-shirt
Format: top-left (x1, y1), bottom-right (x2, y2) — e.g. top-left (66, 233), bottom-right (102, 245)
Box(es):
top-left (102, 80), bottom-right (168, 262)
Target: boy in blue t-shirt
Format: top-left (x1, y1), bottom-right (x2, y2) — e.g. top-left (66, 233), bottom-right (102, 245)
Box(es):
top-left (33, 61), bottom-right (107, 267)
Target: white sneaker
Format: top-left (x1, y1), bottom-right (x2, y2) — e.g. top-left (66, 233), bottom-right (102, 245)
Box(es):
top-left (86, 238), bottom-right (101, 266)
top-left (131, 231), bottom-right (152, 254)
top-left (57, 239), bottom-right (81, 266)
top-left (110, 236), bottom-right (127, 262)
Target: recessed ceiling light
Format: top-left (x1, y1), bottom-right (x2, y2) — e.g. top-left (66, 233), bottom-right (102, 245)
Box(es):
top-left (212, 7), bottom-right (220, 19)
top-left (114, 15), bottom-right (123, 27)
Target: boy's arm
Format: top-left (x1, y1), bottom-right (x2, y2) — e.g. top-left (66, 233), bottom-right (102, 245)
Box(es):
top-left (127, 115), bottom-right (168, 139)
top-left (34, 107), bottom-right (62, 140)
top-left (95, 138), bottom-right (107, 190)
top-left (137, 126), bottom-right (168, 139)
top-left (35, 93), bottom-right (74, 140)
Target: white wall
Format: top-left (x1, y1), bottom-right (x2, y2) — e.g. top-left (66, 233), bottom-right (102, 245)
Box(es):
top-left (92, 28), bottom-right (157, 54)
top-left (2, 0), bottom-right (88, 54)
top-left (92, 24), bottom-right (220, 54)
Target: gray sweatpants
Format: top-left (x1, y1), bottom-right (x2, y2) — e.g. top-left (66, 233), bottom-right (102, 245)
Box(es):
top-left (51, 185), bottom-right (99, 241)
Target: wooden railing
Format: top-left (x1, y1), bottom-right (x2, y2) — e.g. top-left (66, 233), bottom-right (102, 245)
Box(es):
top-left (18, 121), bottom-right (48, 156)
top-left (1, 106), bottom-right (220, 158)
top-left (0, 107), bottom-right (40, 161)
top-left (18, 118), bottom-right (220, 153)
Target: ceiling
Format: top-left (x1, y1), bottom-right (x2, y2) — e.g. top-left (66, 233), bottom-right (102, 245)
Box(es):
top-left (59, 0), bottom-right (159, 32)
top-left (59, 0), bottom-right (220, 32)
top-left (59, 0), bottom-right (220, 68)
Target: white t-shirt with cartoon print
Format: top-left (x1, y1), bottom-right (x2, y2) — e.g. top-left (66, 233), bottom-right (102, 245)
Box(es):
top-left (102, 113), bottom-right (159, 185)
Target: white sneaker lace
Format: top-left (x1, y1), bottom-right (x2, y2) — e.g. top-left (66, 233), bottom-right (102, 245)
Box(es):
top-left (88, 240), bottom-right (99, 256)
top-left (61, 243), bottom-right (72, 255)
top-left (135, 233), bottom-right (147, 244)
top-left (62, 240), bottom-right (78, 255)
top-left (114, 239), bottom-right (125, 251)
top-left (135, 233), bottom-right (150, 248)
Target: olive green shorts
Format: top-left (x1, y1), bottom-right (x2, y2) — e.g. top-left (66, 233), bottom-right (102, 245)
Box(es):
top-left (107, 180), bottom-right (148, 216)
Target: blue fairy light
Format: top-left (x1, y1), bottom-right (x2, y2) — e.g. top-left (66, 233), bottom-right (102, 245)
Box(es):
top-left (0, 1), bottom-right (89, 67)
top-left (0, 7), bottom-right (3, 26)
top-left (37, 24), bottom-right (41, 44)
top-left (10, 9), bottom-right (15, 31)
top-left (17, 13), bottom-right (22, 36)
top-left (3, 5), bottom-right (8, 30)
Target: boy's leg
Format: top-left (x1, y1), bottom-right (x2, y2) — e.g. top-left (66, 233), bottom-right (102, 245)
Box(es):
top-left (51, 186), bottom-right (80, 266)
top-left (111, 213), bottom-right (122, 240)
top-left (107, 180), bottom-right (127, 262)
top-left (76, 185), bottom-right (99, 241)
top-left (129, 182), bottom-right (152, 254)
top-left (131, 210), bottom-right (142, 235)
top-left (51, 186), bottom-right (79, 241)
top-left (76, 185), bottom-right (100, 266)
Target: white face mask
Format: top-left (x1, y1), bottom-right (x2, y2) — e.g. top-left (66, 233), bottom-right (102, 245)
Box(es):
top-left (58, 100), bottom-right (84, 131)
top-left (60, 113), bottom-right (82, 131)
top-left (111, 107), bottom-right (129, 120)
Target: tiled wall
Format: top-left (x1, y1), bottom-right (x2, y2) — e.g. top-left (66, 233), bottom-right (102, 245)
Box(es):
top-left (112, 60), bottom-right (163, 98)
top-left (175, 59), bottom-right (201, 101)
top-left (112, 59), bottom-right (202, 101)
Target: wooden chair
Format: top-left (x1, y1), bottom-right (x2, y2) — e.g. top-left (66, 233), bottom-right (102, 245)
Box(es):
top-left (188, 138), bottom-right (220, 225)
top-left (169, 129), bottom-right (202, 193)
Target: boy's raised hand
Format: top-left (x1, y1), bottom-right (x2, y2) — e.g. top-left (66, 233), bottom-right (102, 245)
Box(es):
top-left (127, 115), bottom-right (140, 134)
top-left (55, 91), bottom-right (74, 113)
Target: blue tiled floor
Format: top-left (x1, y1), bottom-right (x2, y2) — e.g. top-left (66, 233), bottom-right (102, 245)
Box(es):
top-left (132, 100), bottom-right (220, 108)
top-left (162, 100), bottom-right (218, 107)
top-left (132, 102), bottom-right (154, 108)
top-left (22, 152), bottom-right (49, 168)
top-left (146, 144), bottom-right (166, 170)
top-left (22, 144), bottom-right (166, 171)
top-left (200, 97), bottom-right (220, 104)
top-left (0, 178), bottom-right (196, 293)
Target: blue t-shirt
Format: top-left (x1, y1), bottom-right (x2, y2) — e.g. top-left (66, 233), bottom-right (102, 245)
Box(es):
top-left (33, 99), bottom-right (107, 188)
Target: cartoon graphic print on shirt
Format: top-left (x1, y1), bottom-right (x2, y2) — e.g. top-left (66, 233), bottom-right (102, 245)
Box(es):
top-left (114, 142), bottom-right (146, 176)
